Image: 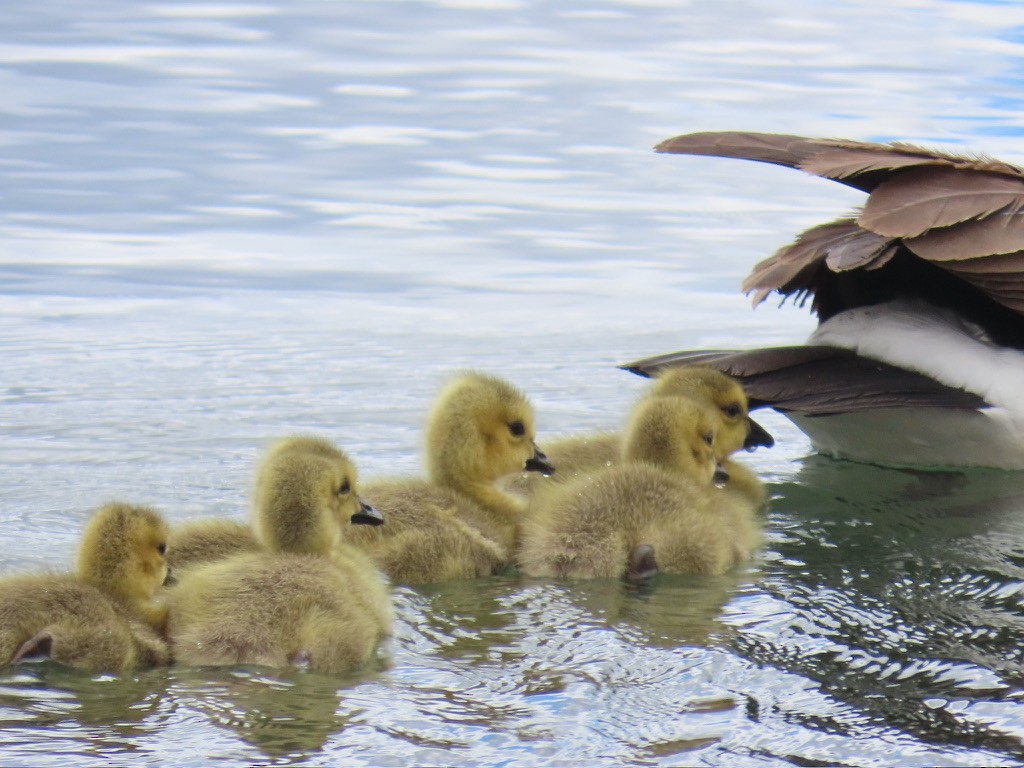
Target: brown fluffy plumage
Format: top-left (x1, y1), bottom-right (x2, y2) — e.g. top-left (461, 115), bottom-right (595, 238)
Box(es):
top-left (166, 436), bottom-right (393, 673)
top-left (351, 371), bottom-right (551, 584)
top-left (519, 396), bottom-right (761, 580)
top-left (0, 502), bottom-right (172, 672)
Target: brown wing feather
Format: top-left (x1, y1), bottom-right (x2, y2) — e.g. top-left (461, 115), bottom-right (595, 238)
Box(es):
top-left (619, 348), bottom-right (988, 415)
top-left (654, 131), bottom-right (822, 170)
top-left (938, 252), bottom-right (1024, 274)
top-left (905, 214), bottom-right (1024, 261)
top-left (657, 130), bottom-right (1024, 325)
top-left (741, 219), bottom-right (856, 289)
top-left (656, 130), bottom-right (1024, 191)
top-left (659, 130), bottom-right (1024, 327)
top-left (741, 218), bottom-right (895, 304)
top-left (798, 147), bottom-right (949, 180)
top-left (859, 167), bottom-right (1024, 238)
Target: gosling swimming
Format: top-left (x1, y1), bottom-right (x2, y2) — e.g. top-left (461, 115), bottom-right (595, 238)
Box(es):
top-left (0, 502), bottom-right (172, 672)
top-left (518, 395), bottom-right (762, 580)
top-left (166, 435), bottom-right (393, 673)
top-left (352, 371), bottom-right (554, 584)
top-left (509, 365), bottom-right (769, 507)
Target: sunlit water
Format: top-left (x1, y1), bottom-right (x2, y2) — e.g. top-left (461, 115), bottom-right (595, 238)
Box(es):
top-left (3, 1), bottom-right (1024, 765)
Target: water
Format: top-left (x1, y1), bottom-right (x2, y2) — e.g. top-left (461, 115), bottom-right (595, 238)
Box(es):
top-left (2, 0), bottom-right (1024, 764)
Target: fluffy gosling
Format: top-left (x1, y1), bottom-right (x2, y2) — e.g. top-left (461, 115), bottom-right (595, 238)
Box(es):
top-left (0, 502), bottom-right (172, 672)
top-left (519, 395), bottom-right (761, 580)
top-left (351, 371), bottom-right (554, 584)
top-left (166, 436), bottom-right (393, 673)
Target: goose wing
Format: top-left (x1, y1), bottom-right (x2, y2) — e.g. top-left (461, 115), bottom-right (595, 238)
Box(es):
top-left (620, 346), bottom-right (988, 416)
top-left (656, 131), bottom-right (1024, 329)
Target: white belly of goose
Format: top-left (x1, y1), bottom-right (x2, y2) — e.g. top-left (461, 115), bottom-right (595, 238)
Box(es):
top-left (795, 299), bottom-right (1024, 469)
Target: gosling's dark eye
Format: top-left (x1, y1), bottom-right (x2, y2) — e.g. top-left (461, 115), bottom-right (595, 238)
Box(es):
top-left (156, 543), bottom-right (167, 556)
top-left (338, 479), bottom-right (351, 495)
top-left (703, 432), bottom-right (714, 446)
top-left (508, 421), bottom-right (525, 437)
top-left (722, 403), bottom-right (742, 419)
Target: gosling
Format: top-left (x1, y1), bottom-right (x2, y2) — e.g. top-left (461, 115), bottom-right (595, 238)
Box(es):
top-left (165, 435), bottom-right (373, 570)
top-left (0, 502), bottom-right (172, 672)
top-left (519, 395), bottom-right (762, 580)
top-left (510, 365), bottom-right (768, 508)
top-left (166, 435), bottom-right (393, 673)
top-left (351, 371), bottom-right (554, 584)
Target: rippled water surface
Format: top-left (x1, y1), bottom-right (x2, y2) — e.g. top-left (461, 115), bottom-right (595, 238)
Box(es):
top-left (3, 1), bottom-right (1024, 765)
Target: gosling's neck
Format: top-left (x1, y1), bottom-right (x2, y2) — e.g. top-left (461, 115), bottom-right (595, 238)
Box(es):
top-left (434, 470), bottom-right (527, 551)
top-left (622, 435), bottom-right (711, 486)
top-left (256, 490), bottom-right (335, 556)
top-left (78, 567), bottom-right (168, 632)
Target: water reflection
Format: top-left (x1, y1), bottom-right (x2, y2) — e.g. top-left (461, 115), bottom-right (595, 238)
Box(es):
top-left (723, 458), bottom-right (1024, 762)
top-left (368, 574), bottom-right (754, 765)
top-left (165, 667), bottom-right (364, 761)
top-left (0, 665), bottom-right (169, 765)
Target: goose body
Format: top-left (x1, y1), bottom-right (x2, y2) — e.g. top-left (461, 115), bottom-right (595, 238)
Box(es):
top-left (626, 130), bottom-right (1024, 469)
top-left (167, 436), bottom-right (393, 673)
top-left (793, 300), bottom-right (1024, 467)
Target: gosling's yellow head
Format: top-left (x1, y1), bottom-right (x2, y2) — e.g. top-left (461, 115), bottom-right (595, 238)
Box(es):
top-left (622, 395), bottom-right (721, 485)
top-left (649, 365), bottom-right (771, 456)
top-left (252, 435), bottom-right (382, 556)
top-left (75, 502), bottom-right (170, 609)
top-left (424, 371), bottom-right (553, 490)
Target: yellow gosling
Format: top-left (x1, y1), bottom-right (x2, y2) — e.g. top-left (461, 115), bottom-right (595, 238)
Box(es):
top-left (519, 395), bottom-right (761, 580)
top-left (0, 502), bottom-right (172, 672)
top-left (165, 431), bottom-right (373, 571)
top-left (352, 371), bottom-right (553, 584)
top-left (167, 436), bottom-right (393, 673)
top-left (508, 365), bottom-right (768, 508)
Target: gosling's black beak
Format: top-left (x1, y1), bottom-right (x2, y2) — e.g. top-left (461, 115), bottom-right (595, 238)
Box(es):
top-left (351, 497), bottom-right (384, 526)
top-left (713, 462), bottom-right (730, 488)
top-left (524, 443), bottom-right (555, 476)
top-left (744, 417), bottom-right (774, 451)
top-left (163, 568), bottom-right (177, 587)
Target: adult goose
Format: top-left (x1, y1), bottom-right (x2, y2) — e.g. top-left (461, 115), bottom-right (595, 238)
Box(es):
top-left (623, 131), bottom-right (1024, 469)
